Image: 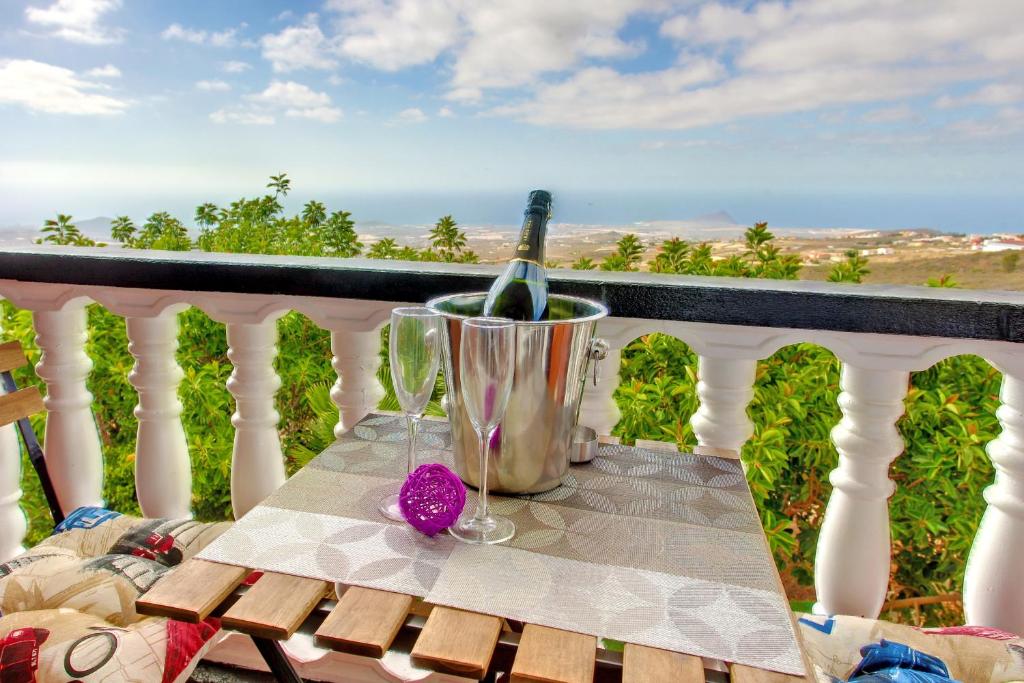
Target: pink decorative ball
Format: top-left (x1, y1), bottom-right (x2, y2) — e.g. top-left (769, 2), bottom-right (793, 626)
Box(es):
top-left (399, 463), bottom-right (467, 536)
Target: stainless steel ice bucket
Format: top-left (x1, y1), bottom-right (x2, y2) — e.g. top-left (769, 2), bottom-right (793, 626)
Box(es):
top-left (426, 292), bottom-right (608, 494)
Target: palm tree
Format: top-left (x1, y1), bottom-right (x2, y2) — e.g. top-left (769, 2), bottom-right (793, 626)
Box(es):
top-left (571, 256), bottom-right (596, 270)
top-left (367, 238), bottom-right (399, 259)
top-left (110, 215), bottom-right (136, 245)
top-left (650, 237), bottom-right (689, 273)
top-left (428, 215), bottom-right (467, 262)
top-left (302, 200), bottom-right (327, 228)
top-left (614, 234), bottom-right (645, 271)
top-left (267, 173), bottom-right (291, 198)
top-left (195, 203), bottom-right (220, 228)
top-left (38, 214), bottom-right (87, 246)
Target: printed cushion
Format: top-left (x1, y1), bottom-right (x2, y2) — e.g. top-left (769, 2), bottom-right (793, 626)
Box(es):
top-left (0, 506), bottom-right (232, 683)
top-left (797, 613), bottom-right (1024, 682)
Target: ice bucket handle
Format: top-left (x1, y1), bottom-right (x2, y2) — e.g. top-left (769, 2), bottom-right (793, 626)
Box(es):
top-left (588, 338), bottom-right (610, 387)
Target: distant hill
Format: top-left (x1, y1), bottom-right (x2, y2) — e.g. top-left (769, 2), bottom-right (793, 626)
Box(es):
top-left (75, 216), bottom-right (114, 239)
top-left (690, 210), bottom-right (737, 226)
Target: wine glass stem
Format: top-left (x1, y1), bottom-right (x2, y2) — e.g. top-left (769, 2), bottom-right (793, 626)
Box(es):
top-left (406, 414), bottom-right (420, 474)
top-left (475, 427), bottom-right (490, 521)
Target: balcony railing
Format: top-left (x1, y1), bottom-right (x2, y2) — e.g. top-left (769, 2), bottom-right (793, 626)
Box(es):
top-left (0, 245), bottom-right (1022, 637)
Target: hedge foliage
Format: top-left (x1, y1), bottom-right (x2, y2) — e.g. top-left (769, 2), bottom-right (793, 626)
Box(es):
top-left (4, 176), bottom-right (999, 625)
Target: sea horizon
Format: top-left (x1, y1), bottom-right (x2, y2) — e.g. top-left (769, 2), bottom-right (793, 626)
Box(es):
top-left (1, 189), bottom-right (1020, 237)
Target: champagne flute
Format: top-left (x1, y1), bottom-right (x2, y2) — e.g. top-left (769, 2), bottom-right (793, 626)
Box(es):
top-left (379, 307), bottom-right (442, 521)
top-left (450, 317), bottom-right (516, 544)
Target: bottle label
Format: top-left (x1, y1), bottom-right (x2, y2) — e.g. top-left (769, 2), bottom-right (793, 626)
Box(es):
top-left (517, 215), bottom-right (536, 252)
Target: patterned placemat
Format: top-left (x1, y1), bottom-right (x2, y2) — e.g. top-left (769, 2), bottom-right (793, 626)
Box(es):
top-left (198, 413), bottom-right (804, 675)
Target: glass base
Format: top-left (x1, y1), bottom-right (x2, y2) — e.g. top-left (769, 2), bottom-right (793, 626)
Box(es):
top-left (449, 513), bottom-right (515, 545)
top-left (378, 493), bottom-right (405, 522)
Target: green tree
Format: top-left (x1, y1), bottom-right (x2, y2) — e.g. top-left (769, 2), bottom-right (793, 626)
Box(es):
top-left (571, 256), bottom-right (596, 270)
top-left (367, 238), bottom-right (400, 259)
top-left (133, 212), bottom-right (192, 251)
top-left (320, 210), bottom-right (362, 257)
top-left (614, 233), bottom-right (645, 271)
top-left (267, 172), bottom-right (291, 198)
top-left (428, 215), bottom-right (467, 262)
top-left (195, 203), bottom-right (220, 228)
top-left (827, 250), bottom-right (871, 283)
top-left (37, 214), bottom-right (96, 246)
top-left (302, 200), bottom-right (327, 228)
top-left (110, 216), bottom-right (136, 245)
top-left (650, 237), bottom-right (689, 274)
top-left (744, 223), bottom-right (802, 279)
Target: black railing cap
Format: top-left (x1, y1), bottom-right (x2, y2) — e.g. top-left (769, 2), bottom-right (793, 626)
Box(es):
top-left (1, 246), bottom-right (1023, 342)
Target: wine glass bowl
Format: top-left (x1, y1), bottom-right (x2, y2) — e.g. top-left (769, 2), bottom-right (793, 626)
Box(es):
top-left (449, 316), bottom-right (517, 544)
top-left (379, 307), bottom-right (442, 522)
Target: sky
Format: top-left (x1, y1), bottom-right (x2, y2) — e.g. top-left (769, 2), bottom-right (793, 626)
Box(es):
top-left (1, 0), bottom-right (1023, 232)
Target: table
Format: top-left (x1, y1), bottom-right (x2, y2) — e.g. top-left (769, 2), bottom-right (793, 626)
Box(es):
top-left (136, 417), bottom-right (812, 682)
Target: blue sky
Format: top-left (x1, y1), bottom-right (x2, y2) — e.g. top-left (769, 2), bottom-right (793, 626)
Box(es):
top-left (1, 0), bottom-right (1023, 231)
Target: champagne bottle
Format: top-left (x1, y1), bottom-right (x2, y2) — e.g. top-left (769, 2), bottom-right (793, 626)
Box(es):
top-left (482, 190), bottom-right (552, 321)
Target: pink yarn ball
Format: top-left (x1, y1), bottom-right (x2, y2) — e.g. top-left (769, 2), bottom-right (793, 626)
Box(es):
top-left (399, 463), bottom-right (467, 536)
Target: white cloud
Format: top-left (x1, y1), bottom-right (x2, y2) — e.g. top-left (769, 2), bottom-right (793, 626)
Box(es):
top-left (85, 63), bottom-right (120, 78)
top-left (260, 15), bottom-right (338, 72)
top-left (212, 80), bottom-right (341, 125)
top-left (162, 23), bottom-right (242, 47)
top-left (221, 60), bottom-right (251, 74)
top-left (499, 0), bottom-right (1024, 129)
top-left (25, 0), bottom-right (123, 45)
top-left (936, 83), bottom-right (1024, 109)
top-left (286, 106), bottom-right (342, 123)
top-left (210, 108), bottom-right (274, 125)
top-left (0, 58), bottom-right (128, 115)
top-left (329, 0), bottom-right (462, 71)
top-left (946, 107), bottom-right (1024, 139)
top-left (250, 81), bottom-right (332, 108)
top-left (196, 79), bottom-right (231, 92)
top-left (438, 106), bottom-right (454, 117)
top-left (391, 107), bottom-right (428, 124)
top-left (862, 104), bottom-right (915, 124)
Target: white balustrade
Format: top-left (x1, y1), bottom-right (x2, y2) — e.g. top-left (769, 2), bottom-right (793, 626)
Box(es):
top-left (33, 304), bottom-right (104, 514)
top-left (330, 326), bottom-right (387, 437)
top-left (126, 308), bottom-right (192, 518)
top-left (964, 363), bottom-right (1024, 635)
top-left (815, 365), bottom-right (909, 617)
top-left (226, 318), bottom-right (286, 518)
top-left (690, 356), bottom-right (757, 452)
top-left (0, 421), bottom-right (26, 561)
top-left (2, 270), bottom-right (1024, 632)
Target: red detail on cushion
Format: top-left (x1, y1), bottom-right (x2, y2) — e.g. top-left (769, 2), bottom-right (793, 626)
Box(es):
top-left (243, 571), bottom-right (263, 586)
top-left (161, 618), bottom-right (219, 683)
top-left (921, 625), bottom-right (1019, 640)
top-left (0, 627), bottom-right (49, 683)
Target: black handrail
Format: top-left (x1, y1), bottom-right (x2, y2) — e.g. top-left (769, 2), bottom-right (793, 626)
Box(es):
top-left (1, 246), bottom-right (1022, 342)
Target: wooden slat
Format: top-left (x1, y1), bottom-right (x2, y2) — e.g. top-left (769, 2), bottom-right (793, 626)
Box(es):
top-left (729, 663), bottom-right (808, 682)
top-left (221, 572), bottom-right (328, 639)
top-left (597, 435), bottom-right (620, 445)
top-left (136, 558), bottom-right (249, 622)
top-left (0, 387), bottom-right (44, 426)
top-left (510, 624), bottom-right (595, 683)
top-left (694, 444), bottom-right (742, 460)
top-left (410, 606), bottom-right (501, 679)
top-left (622, 644), bottom-right (703, 683)
top-left (315, 587), bottom-right (412, 657)
top-left (0, 341), bottom-right (28, 373)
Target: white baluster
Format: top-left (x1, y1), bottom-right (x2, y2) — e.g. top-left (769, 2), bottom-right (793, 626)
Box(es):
top-left (330, 326), bottom-right (385, 437)
top-left (33, 305), bottom-right (104, 513)
top-left (580, 343), bottom-right (622, 438)
top-left (0, 419), bottom-right (26, 561)
top-left (690, 356), bottom-right (757, 452)
top-left (963, 367), bottom-right (1024, 635)
top-left (815, 365), bottom-right (908, 617)
top-left (126, 309), bottom-right (191, 518)
top-left (226, 320), bottom-right (285, 518)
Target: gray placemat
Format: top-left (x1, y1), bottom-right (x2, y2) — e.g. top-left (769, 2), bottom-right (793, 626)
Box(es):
top-left (198, 413), bottom-right (803, 675)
